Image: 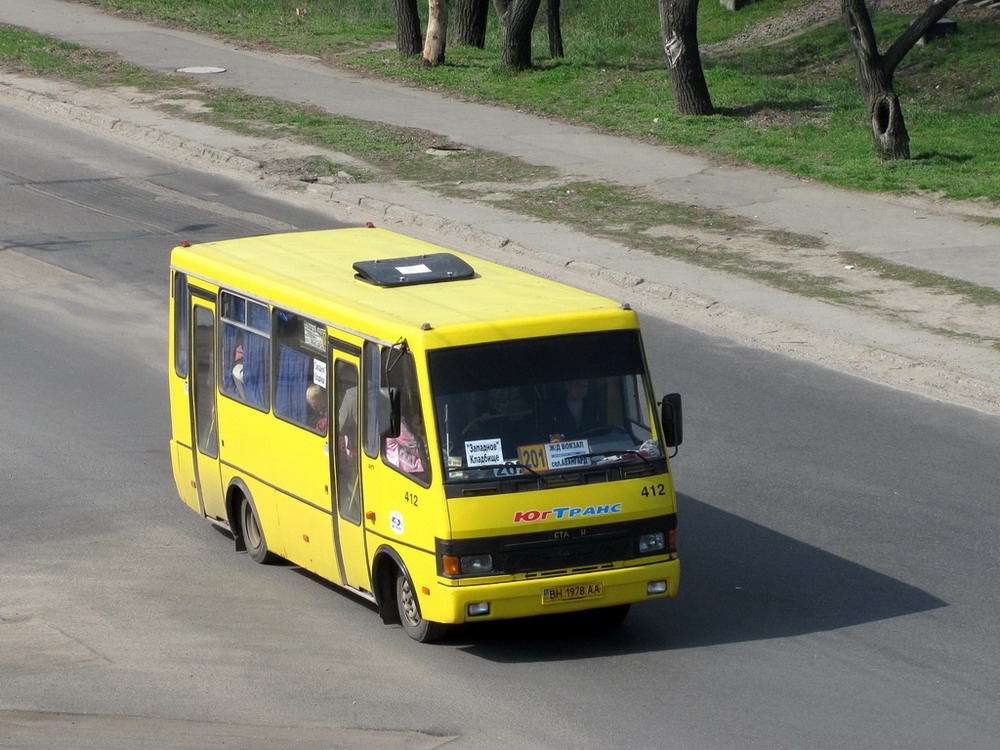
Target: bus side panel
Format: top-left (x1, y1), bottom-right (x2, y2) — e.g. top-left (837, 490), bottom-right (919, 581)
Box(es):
top-left (362, 466), bottom-right (450, 619)
top-left (220, 398), bottom-right (337, 581)
top-left (216, 465), bottom-right (279, 551)
top-left (279, 493), bottom-right (341, 585)
top-left (387, 538), bottom-right (447, 622)
top-left (170, 440), bottom-right (200, 513)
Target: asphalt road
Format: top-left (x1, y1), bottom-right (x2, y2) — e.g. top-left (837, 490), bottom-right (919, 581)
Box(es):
top-left (2, 103), bottom-right (999, 750)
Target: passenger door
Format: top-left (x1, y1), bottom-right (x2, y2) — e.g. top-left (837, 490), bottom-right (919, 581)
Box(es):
top-left (190, 302), bottom-right (226, 521)
top-left (331, 355), bottom-right (370, 591)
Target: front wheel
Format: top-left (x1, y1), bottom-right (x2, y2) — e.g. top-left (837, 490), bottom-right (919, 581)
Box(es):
top-left (240, 495), bottom-right (277, 564)
top-left (396, 570), bottom-right (448, 643)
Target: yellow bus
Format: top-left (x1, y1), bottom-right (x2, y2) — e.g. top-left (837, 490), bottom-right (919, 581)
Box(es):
top-left (168, 227), bottom-right (683, 641)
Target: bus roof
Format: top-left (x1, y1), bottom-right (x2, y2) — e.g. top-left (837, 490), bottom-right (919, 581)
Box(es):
top-left (171, 227), bottom-right (635, 347)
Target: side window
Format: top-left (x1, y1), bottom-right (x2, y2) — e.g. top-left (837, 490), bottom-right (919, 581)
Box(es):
top-left (335, 360), bottom-right (361, 525)
top-left (381, 348), bottom-right (431, 486)
top-left (192, 306), bottom-right (218, 458)
top-left (363, 341), bottom-right (380, 458)
top-left (273, 309), bottom-right (329, 435)
top-left (219, 291), bottom-right (271, 412)
top-left (621, 374), bottom-right (653, 442)
top-left (172, 271), bottom-right (189, 378)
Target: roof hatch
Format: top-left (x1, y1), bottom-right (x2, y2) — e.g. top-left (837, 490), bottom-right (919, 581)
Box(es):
top-left (353, 253), bottom-right (476, 287)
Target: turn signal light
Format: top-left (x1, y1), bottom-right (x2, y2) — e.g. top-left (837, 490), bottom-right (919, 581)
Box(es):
top-left (442, 555), bottom-right (461, 576)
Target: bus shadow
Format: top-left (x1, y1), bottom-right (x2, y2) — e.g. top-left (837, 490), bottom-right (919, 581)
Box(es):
top-left (453, 494), bottom-right (946, 661)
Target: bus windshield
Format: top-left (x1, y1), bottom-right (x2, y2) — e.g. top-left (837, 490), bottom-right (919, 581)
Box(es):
top-left (427, 330), bottom-right (661, 481)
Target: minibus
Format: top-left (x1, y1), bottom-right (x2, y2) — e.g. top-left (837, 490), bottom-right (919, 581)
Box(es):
top-left (169, 226), bottom-right (682, 641)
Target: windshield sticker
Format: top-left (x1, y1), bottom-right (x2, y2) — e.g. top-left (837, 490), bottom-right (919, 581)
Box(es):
top-left (465, 438), bottom-right (504, 468)
top-left (493, 462), bottom-right (522, 477)
top-left (544, 439), bottom-right (592, 469)
top-left (519, 439), bottom-right (591, 471)
top-left (302, 321), bottom-right (325, 351)
top-left (513, 503), bottom-right (623, 524)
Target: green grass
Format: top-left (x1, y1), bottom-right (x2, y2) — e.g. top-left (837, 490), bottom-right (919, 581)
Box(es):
top-left (59, 0), bottom-right (1000, 204)
top-left (77, 0), bottom-right (396, 54)
top-left (0, 25), bottom-right (184, 87)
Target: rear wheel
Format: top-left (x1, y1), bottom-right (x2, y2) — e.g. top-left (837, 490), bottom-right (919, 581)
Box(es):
top-left (240, 495), bottom-right (276, 564)
top-left (396, 570), bottom-right (448, 643)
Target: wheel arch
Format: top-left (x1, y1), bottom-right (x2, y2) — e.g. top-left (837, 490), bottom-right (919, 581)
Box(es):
top-left (226, 476), bottom-right (253, 552)
top-left (371, 544), bottom-right (407, 625)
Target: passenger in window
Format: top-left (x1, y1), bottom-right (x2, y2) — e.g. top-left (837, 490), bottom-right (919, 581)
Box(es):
top-left (231, 340), bottom-right (246, 400)
top-left (306, 384), bottom-right (328, 433)
top-left (385, 417), bottom-right (425, 474)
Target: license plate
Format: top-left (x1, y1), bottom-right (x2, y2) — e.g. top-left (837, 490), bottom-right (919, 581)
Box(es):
top-left (542, 581), bottom-right (604, 604)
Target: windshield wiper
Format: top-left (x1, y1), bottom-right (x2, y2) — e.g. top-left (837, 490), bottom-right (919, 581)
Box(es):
top-left (573, 449), bottom-right (653, 467)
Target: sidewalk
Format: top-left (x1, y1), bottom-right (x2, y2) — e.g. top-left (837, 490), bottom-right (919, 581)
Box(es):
top-left (2, 0), bottom-right (999, 414)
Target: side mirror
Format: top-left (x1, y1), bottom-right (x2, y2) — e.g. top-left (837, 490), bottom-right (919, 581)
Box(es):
top-left (660, 393), bottom-right (683, 448)
top-left (378, 386), bottom-right (401, 440)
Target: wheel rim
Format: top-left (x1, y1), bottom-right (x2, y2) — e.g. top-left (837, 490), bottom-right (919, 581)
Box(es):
top-left (399, 575), bottom-right (421, 627)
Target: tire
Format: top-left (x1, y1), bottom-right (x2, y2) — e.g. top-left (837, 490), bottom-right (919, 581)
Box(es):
top-left (240, 495), bottom-right (277, 564)
top-left (396, 570), bottom-right (448, 643)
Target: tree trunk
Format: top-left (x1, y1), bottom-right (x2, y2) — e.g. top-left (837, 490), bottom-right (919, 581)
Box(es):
top-left (494, 0), bottom-right (543, 70)
top-left (393, 0), bottom-right (423, 57)
top-left (453, 0), bottom-right (488, 48)
top-left (841, 0), bottom-right (960, 160)
top-left (658, 0), bottom-right (714, 115)
top-left (547, 0), bottom-right (564, 58)
top-left (423, 0), bottom-right (449, 66)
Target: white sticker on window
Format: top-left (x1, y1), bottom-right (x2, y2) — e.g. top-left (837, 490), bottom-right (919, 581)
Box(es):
top-left (303, 321), bottom-right (325, 350)
top-left (395, 263), bottom-right (432, 275)
top-left (465, 438), bottom-right (503, 467)
top-left (313, 359), bottom-right (327, 388)
top-left (544, 439), bottom-right (592, 469)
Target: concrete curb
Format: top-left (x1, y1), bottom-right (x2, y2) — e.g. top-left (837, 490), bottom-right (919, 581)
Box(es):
top-left (0, 82), bottom-right (262, 171)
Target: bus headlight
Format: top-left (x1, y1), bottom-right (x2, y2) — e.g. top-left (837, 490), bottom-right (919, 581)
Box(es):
top-left (460, 554), bottom-right (494, 575)
top-left (637, 531), bottom-right (666, 554)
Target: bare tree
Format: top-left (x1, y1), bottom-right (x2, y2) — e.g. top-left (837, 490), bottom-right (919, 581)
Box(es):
top-left (423, 0), bottom-right (449, 66)
top-left (658, 0), bottom-right (714, 115)
top-left (842, 0), bottom-right (960, 160)
top-left (494, 0), bottom-right (543, 69)
top-left (453, 0), bottom-right (489, 48)
top-left (393, 0), bottom-right (422, 57)
top-left (547, 0), bottom-right (564, 58)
